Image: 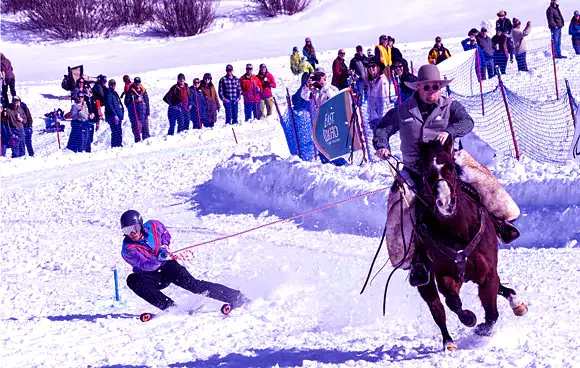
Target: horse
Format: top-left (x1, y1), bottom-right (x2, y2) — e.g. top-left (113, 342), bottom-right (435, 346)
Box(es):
top-left (413, 137), bottom-right (526, 351)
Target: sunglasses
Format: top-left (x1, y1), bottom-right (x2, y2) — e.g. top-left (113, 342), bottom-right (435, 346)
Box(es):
top-left (122, 224), bottom-right (141, 236)
top-left (422, 84), bottom-right (441, 92)
top-left (394, 65), bottom-right (404, 69)
top-left (339, 52), bottom-right (345, 55)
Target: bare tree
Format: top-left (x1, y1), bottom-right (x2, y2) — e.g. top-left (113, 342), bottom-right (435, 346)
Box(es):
top-left (110, 0), bottom-right (154, 26)
top-left (1, 0), bottom-right (33, 13)
top-left (250, 0), bottom-right (311, 17)
top-left (153, 0), bottom-right (217, 37)
top-left (24, 0), bottom-right (121, 40)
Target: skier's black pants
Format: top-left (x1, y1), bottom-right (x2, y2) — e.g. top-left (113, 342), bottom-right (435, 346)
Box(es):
top-left (127, 260), bottom-right (241, 311)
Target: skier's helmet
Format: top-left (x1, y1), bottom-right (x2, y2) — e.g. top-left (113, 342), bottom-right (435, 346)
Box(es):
top-left (120, 210), bottom-right (143, 235)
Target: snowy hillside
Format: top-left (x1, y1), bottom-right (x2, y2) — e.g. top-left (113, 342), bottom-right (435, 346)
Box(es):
top-left (2, 0), bottom-right (580, 367)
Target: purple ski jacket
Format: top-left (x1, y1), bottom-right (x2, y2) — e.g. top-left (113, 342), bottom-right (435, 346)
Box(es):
top-left (121, 220), bottom-right (171, 273)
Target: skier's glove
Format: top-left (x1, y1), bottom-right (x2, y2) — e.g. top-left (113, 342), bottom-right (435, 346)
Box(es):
top-left (158, 249), bottom-right (171, 261)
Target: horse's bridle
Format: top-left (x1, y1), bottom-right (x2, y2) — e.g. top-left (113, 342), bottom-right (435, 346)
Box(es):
top-left (422, 175), bottom-right (458, 214)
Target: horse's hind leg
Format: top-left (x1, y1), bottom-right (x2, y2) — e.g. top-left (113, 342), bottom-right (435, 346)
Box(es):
top-left (475, 271), bottom-right (500, 336)
top-left (418, 277), bottom-right (456, 351)
top-left (499, 281), bottom-right (528, 316)
top-left (438, 276), bottom-right (477, 328)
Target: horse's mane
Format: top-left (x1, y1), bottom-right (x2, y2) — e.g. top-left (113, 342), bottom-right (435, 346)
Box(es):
top-left (418, 140), bottom-right (454, 171)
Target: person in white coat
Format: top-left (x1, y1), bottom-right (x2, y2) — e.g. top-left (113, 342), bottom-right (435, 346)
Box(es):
top-left (363, 59), bottom-right (390, 130)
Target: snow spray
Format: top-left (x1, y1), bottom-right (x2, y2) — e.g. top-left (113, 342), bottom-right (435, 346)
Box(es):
top-left (112, 266), bottom-right (120, 301)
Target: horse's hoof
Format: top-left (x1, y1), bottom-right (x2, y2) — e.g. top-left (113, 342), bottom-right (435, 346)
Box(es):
top-left (458, 309), bottom-right (477, 327)
top-left (445, 341), bottom-right (457, 352)
top-left (474, 322), bottom-right (494, 337)
top-left (513, 303), bottom-right (528, 316)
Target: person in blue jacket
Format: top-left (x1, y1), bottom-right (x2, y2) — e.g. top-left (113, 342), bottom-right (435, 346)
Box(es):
top-left (462, 28), bottom-right (487, 81)
top-left (303, 37), bottom-right (319, 69)
top-left (189, 78), bottom-right (208, 129)
top-left (570, 10), bottom-right (580, 55)
top-left (104, 79), bottom-right (124, 148)
top-left (120, 210), bottom-right (249, 311)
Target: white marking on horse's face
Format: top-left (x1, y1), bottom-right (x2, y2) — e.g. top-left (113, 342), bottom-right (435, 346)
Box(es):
top-left (433, 157), bottom-right (455, 217)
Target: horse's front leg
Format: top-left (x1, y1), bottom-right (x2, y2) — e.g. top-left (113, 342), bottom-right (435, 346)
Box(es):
top-left (498, 281), bottom-right (528, 316)
top-left (474, 271), bottom-right (500, 336)
top-left (418, 276), bottom-right (456, 351)
top-left (438, 275), bottom-right (477, 328)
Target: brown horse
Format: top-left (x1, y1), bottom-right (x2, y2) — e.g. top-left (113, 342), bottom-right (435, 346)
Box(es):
top-left (413, 138), bottom-right (526, 351)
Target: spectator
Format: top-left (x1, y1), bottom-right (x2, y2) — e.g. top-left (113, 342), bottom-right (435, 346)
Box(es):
top-left (496, 10), bottom-right (513, 35)
top-left (6, 96), bottom-right (26, 158)
top-left (331, 49), bottom-right (350, 90)
top-left (1, 107), bottom-right (11, 156)
top-left (547, 0), bottom-right (566, 59)
top-left (189, 78), bottom-right (208, 129)
top-left (66, 92), bottom-right (94, 153)
top-left (104, 79), bottom-right (124, 148)
top-left (257, 64), bottom-right (277, 119)
top-left (200, 73), bottom-right (220, 128)
top-left (299, 57), bottom-right (314, 74)
top-left (120, 75), bottom-right (131, 100)
top-left (492, 30), bottom-right (511, 74)
top-left (92, 75), bottom-right (107, 113)
top-left (292, 72), bottom-right (313, 112)
top-left (350, 45), bottom-right (370, 103)
top-left (363, 60), bottom-right (389, 130)
top-left (85, 87), bottom-right (101, 153)
top-left (303, 37), bottom-right (318, 69)
top-left (163, 73), bottom-right (190, 135)
top-left (124, 77), bottom-right (150, 142)
top-left (428, 37), bottom-right (451, 65)
top-left (569, 10), bottom-right (580, 55)
top-left (239, 64), bottom-right (262, 121)
top-left (1, 54), bottom-right (16, 108)
top-left (462, 28), bottom-right (487, 80)
top-left (71, 78), bottom-right (86, 103)
top-left (387, 36), bottom-right (404, 62)
top-left (512, 19), bottom-right (532, 72)
top-left (391, 58), bottom-right (417, 105)
top-left (367, 48), bottom-right (374, 59)
top-left (290, 47), bottom-right (302, 75)
top-left (374, 35), bottom-right (391, 68)
top-left (218, 64), bottom-right (242, 125)
top-left (301, 67), bottom-right (338, 107)
top-left (20, 100), bottom-right (34, 156)
top-left (477, 27), bottom-right (495, 79)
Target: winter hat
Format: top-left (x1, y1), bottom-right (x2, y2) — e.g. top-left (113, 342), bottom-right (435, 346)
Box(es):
top-left (574, 11), bottom-right (579, 17)
top-left (379, 35), bottom-right (387, 43)
top-left (134, 77), bottom-right (141, 83)
top-left (305, 37), bottom-right (312, 43)
top-left (12, 95), bottom-right (21, 102)
top-left (435, 36), bottom-right (442, 43)
top-left (367, 59), bottom-right (385, 72)
top-left (259, 63), bottom-right (267, 69)
top-left (480, 27), bottom-right (488, 33)
top-left (203, 73), bottom-right (212, 80)
top-left (226, 64), bottom-right (233, 72)
top-left (292, 46), bottom-right (299, 52)
top-left (314, 67), bottom-right (326, 75)
top-left (97, 74), bottom-right (107, 83)
top-left (246, 63), bottom-right (253, 70)
top-left (468, 28), bottom-right (479, 37)
top-left (512, 18), bottom-right (521, 27)
top-left (356, 45), bottom-right (363, 52)
top-left (177, 73), bottom-right (185, 80)
top-left (108, 79), bottom-right (116, 86)
top-left (405, 64), bottom-right (453, 91)
top-left (387, 36), bottom-right (395, 43)
top-left (497, 10), bottom-right (506, 17)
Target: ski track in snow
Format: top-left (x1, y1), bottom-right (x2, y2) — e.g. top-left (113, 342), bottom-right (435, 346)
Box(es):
top-left (2, 1), bottom-right (580, 366)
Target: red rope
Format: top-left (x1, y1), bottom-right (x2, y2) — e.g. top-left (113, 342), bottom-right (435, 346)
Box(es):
top-left (172, 186), bottom-right (390, 256)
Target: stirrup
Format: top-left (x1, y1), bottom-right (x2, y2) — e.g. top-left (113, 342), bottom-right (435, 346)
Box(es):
top-left (409, 264), bottom-right (430, 287)
top-left (498, 219), bottom-right (520, 244)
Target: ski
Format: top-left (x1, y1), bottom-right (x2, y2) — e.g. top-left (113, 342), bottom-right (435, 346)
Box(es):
top-left (139, 303), bottom-right (232, 322)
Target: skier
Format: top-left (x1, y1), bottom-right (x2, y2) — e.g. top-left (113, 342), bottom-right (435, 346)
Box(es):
top-left (120, 210), bottom-right (249, 312)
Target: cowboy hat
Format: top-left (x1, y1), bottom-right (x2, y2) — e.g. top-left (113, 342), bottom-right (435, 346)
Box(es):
top-left (405, 64), bottom-right (453, 90)
top-left (497, 10), bottom-right (507, 17)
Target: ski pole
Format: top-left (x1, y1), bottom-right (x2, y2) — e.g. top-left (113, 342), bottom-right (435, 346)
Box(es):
top-left (112, 266), bottom-right (120, 301)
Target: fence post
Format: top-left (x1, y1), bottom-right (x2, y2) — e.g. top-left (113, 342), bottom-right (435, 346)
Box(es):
top-left (496, 66), bottom-right (520, 160)
top-left (551, 39), bottom-right (560, 99)
top-left (565, 79), bottom-right (577, 128)
top-left (285, 88), bottom-right (302, 159)
top-left (475, 49), bottom-right (485, 116)
top-left (53, 109), bottom-right (61, 150)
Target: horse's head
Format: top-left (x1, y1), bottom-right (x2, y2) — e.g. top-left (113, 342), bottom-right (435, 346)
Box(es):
top-left (419, 136), bottom-right (458, 217)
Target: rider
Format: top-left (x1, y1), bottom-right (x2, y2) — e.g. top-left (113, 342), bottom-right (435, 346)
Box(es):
top-left (120, 210), bottom-right (249, 311)
top-left (373, 64), bottom-right (520, 287)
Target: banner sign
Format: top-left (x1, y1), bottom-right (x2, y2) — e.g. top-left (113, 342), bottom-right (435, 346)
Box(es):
top-left (570, 107), bottom-right (580, 163)
top-left (312, 89), bottom-right (361, 160)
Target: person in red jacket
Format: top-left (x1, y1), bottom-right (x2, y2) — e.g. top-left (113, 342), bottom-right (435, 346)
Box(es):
top-left (239, 64), bottom-right (262, 121)
top-left (257, 64), bottom-right (277, 120)
top-left (331, 49), bottom-right (351, 90)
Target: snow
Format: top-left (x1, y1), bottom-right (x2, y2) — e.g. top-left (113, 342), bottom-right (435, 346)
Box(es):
top-left (2, 0), bottom-right (580, 366)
